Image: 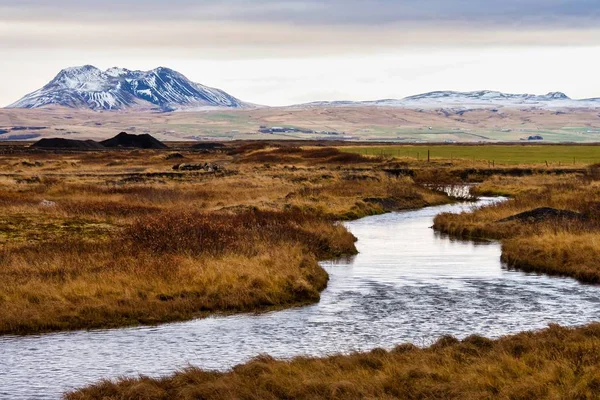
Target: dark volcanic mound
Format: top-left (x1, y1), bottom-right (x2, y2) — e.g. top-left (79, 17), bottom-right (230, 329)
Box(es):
top-left (100, 132), bottom-right (168, 149)
top-left (31, 138), bottom-right (105, 149)
top-left (499, 207), bottom-right (584, 223)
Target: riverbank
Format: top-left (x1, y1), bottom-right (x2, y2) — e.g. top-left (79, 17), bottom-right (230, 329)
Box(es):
top-left (433, 171), bottom-right (600, 283)
top-left (66, 323), bottom-right (600, 400)
top-left (0, 145), bottom-right (451, 335)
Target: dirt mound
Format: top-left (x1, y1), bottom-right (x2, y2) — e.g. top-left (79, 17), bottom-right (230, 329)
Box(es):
top-left (499, 207), bottom-right (584, 223)
top-left (165, 153), bottom-right (185, 160)
top-left (100, 132), bottom-right (168, 149)
top-left (191, 142), bottom-right (226, 150)
top-left (31, 138), bottom-right (105, 150)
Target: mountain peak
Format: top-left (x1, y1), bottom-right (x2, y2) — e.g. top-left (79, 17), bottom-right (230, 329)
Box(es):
top-left (152, 66), bottom-right (176, 73)
top-left (545, 92), bottom-right (570, 99)
top-left (105, 67), bottom-right (132, 77)
top-left (8, 66), bottom-right (246, 111)
top-left (60, 65), bottom-right (100, 73)
top-left (54, 65), bottom-right (103, 81)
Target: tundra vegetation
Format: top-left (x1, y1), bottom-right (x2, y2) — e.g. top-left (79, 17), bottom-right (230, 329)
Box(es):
top-left (4, 141), bottom-right (600, 399)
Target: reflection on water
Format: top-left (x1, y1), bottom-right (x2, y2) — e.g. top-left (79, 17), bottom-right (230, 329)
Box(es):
top-left (429, 184), bottom-right (475, 199)
top-left (2, 198), bottom-right (599, 399)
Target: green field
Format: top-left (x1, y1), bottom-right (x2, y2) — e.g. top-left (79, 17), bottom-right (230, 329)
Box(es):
top-left (342, 145), bottom-right (600, 165)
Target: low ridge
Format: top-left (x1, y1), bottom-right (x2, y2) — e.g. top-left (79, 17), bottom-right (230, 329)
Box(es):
top-left (31, 138), bottom-right (105, 149)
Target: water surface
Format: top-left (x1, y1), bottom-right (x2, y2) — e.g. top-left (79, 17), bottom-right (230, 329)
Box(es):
top-left (2, 198), bottom-right (599, 399)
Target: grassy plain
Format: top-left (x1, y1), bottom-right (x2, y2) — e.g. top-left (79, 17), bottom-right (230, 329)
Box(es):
top-left (342, 144), bottom-right (600, 166)
top-left (2, 106), bottom-right (600, 142)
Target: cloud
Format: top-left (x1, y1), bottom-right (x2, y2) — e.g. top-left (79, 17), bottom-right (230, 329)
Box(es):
top-left (1, 19), bottom-right (599, 57)
top-left (1, 0), bottom-right (599, 27)
top-left (1, 0), bottom-right (598, 54)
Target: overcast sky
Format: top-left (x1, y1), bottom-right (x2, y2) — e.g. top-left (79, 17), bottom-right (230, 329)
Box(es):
top-left (1, 0), bottom-right (599, 106)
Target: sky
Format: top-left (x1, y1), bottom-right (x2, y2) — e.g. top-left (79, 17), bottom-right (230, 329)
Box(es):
top-left (0, 0), bottom-right (599, 106)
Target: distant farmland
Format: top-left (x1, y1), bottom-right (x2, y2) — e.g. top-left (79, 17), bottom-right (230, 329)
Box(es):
top-left (341, 144), bottom-right (600, 166)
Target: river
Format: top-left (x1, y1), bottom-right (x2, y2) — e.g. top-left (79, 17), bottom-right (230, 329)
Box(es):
top-left (2, 197), bottom-right (599, 399)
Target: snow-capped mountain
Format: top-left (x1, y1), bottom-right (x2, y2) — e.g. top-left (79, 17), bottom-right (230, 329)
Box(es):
top-left (7, 65), bottom-right (247, 111)
top-left (301, 90), bottom-right (600, 109)
top-left (403, 90), bottom-right (569, 103)
top-left (395, 90), bottom-right (579, 108)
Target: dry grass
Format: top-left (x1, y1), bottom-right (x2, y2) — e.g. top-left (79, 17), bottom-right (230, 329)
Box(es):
top-left (238, 146), bottom-right (381, 165)
top-left (6, 144), bottom-right (600, 398)
top-left (434, 175), bottom-right (600, 240)
top-left (502, 233), bottom-right (600, 283)
top-left (67, 323), bottom-right (600, 400)
top-left (0, 145), bottom-right (451, 335)
top-left (0, 240), bottom-right (333, 335)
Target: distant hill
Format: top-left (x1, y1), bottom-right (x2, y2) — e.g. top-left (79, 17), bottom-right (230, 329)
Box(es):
top-left (301, 90), bottom-right (600, 109)
top-left (100, 132), bottom-right (168, 149)
top-left (7, 65), bottom-right (247, 112)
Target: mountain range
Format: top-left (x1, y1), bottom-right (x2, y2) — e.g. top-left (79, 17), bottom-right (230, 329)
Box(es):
top-left (6, 65), bottom-right (600, 111)
top-left (7, 65), bottom-right (246, 111)
top-left (301, 91), bottom-right (600, 109)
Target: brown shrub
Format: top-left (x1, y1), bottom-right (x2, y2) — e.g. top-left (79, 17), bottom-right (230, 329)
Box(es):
top-left (228, 142), bottom-right (273, 155)
top-left (125, 209), bottom-right (357, 259)
top-left (60, 200), bottom-right (162, 218)
top-left (586, 163), bottom-right (600, 181)
top-left (301, 147), bottom-right (342, 159)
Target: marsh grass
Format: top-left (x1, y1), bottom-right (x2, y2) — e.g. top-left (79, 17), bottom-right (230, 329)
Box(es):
top-left (67, 323), bottom-right (600, 400)
top-left (0, 208), bottom-right (356, 335)
top-left (502, 233), bottom-right (600, 283)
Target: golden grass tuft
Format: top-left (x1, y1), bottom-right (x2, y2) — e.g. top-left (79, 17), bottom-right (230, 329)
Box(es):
top-left (502, 232), bottom-right (600, 283)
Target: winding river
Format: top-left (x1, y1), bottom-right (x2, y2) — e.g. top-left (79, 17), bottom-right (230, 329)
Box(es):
top-left (2, 198), bottom-right (600, 399)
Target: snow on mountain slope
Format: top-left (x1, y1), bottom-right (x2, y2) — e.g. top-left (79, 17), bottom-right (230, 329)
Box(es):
top-left (301, 90), bottom-right (600, 109)
top-left (7, 65), bottom-right (247, 111)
